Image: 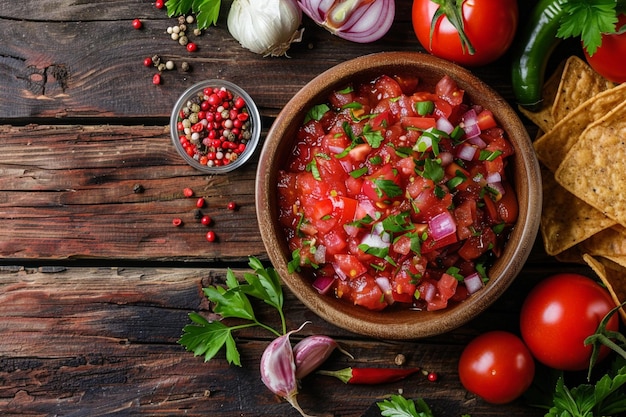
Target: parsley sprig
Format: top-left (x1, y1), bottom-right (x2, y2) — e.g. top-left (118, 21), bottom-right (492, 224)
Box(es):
top-left (557, 0), bottom-right (626, 56)
top-left (165, 0), bottom-right (222, 30)
top-left (377, 394), bottom-right (435, 417)
top-left (178, 257), bottom-right (286, 366)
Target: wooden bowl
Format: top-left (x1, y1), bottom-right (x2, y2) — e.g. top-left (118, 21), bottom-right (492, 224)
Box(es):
top-left (256, 52), bottom-right (541, 339)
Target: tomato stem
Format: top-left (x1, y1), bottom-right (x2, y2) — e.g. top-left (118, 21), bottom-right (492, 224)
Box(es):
top-left (429, 0), bottom-right (475, 55)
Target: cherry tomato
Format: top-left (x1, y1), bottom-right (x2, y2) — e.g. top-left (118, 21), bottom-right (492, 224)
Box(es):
top-left (458, 331), bottom-right (535, 404)
top-left (520, 273), bottom-right (619, 371)
top-left (584, 14), bottom-right (626, 83)
top-left (411, 0), bottom-right (519, 66)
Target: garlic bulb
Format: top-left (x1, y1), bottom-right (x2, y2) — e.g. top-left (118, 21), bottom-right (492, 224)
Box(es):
top-left (227, 0), bottom-right (304, 57)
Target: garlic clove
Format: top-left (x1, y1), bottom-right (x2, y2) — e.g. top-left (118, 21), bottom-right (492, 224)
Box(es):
top-left (293, 335), bottom-right (353, 380)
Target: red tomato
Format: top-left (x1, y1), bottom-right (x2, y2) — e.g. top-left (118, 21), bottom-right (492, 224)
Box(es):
top-left (412, 0), bottom-right (519, 66)
top-left (584, 14), bottom-right (626, 83)
top-left (458, 331), bottom-right (535, 404)
top-left (520, 273), bottom-right (620, 371)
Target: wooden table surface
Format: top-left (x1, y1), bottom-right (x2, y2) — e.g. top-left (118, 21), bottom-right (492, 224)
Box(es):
top-left (0, 1), bottom-right (596, 416)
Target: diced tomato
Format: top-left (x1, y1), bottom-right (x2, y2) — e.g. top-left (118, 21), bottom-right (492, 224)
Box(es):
top-left (393, 75), bottom-right (420, 95)
top-left (400, 116), bottom-right (437, 130)
top-left (370, 75), bottom-right (403, 102)
top-left (361, 164), bottom-right (400, 203)
top-left (476, 109), bottom-right (497, 130)
top-left (333, 253), bottom-right (367, 279)
top-left (458, 227), bottom-right (497, 261)
top-left (421, 231), bottom-right (458, 254)
top-left (436, 75), bottom-right (464, 106)
top-left (370, 111), bottom-right (392, 130)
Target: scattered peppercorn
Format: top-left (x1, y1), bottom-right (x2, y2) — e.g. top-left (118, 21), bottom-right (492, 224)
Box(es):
top-left (394, 354), bottom-right (406, 366)
top-left (152, 73), bottom-right (161, 85)
top-left (196, 197), bottom-right (206, 208)
top-left (186, 42), bottom-right (198, 52)
top-left (193, 209), bottom-right (203, 220)
top-left (172, 218), bottom-right (183, 227)
top-left (227, 201), bottom-right (237, 211)
top-left (143, 57), bottom-right (153, 67)
top-left (206, 231), bottom-right (216, 242)
top-left (133, 184), bottom-right (145, 194)
top-left (183, 187), bottom-right (194, 197)
top-left (132, 19), bottom-right (142, 30)
top-left (201, 215), bottom-right (212, 226)
top-left (155, 0), bottom-right (164, 8)
top-left (181, 61), bottom-right (190, 72)
top-left (427, 372), bottom-right (438, 382)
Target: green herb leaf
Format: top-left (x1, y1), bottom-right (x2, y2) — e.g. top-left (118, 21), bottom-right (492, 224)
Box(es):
top-left (178, 257), bottom-right (285, 366)
top-left (557, 0), bottom-right (619, 56)
top-left (305, 103), bottom-right (330, 123)
top-left (362, 124), bottom-right (385, 148)
top-left (165, 0), bottom-right (222, 30)
top-left (179, 316), bottom-right (242, 365)
top-left (377, 394), bottom-right (435, 417)
top-left (374, 178), bottom-right (403, 199)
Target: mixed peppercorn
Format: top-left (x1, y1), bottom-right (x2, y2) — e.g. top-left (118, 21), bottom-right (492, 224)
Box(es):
top-left (175, 86), bottom-right (254, 168)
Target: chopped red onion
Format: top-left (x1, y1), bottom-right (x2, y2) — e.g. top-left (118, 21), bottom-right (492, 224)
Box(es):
top-left (464, 272), bottom-right (484, 294)
top-left (457, 144), bottom-right (477, 161)
top-left (312, 275), bottom-right (335, 294)
top-left (375, 276), bottom-right (395, 305)
top-left (436, 116), bottom-right (455, 134)
top-left (428, 211), bottom-right (457, 241)
top-left (461, 108), bottom-right (481, 139)
top-left (486, 172), bottom-right (502, 184)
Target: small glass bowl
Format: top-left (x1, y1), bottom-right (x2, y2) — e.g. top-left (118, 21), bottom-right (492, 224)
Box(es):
top-left (170, 79), bottom-right (261, 173)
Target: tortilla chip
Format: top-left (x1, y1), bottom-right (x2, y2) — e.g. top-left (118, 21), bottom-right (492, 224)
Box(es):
top-left (534, 83), bottom-right (626, 172)
top-left (583, 254), bottom-right (626, 324)
top-left (554, 244), bottom-right (585, 264)
top-left (518, 61), bottom-right (565, 133)
top-left (540, 165), bottom-right (616, 255)
top-left (581, 227), bottom-right (626, 256)
top-left (551, 56), bottom-right (615, 123)
top-left (555, 100), bottom-right (626, 227)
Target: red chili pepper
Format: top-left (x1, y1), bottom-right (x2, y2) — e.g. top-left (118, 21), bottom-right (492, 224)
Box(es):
top-left (316, 367), bottom-right (420, 384)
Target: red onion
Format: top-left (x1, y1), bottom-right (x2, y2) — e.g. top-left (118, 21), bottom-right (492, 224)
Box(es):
top-left (464, 272), bottom-right (484, 294)
top-left (461, 108), bottom-right (481, 139)
top-left (375, 276), bottom-right (395, 305)
top-left (297, 0), bottom-right (395, 43)
top-left (436, 116), bottom-right (455, 134)
top-left (312, 274), bottom-right (334, 294)
top-left (457, 144), bottom-right (477, 161)
top-left (428, 211), bottom-right (457, 241)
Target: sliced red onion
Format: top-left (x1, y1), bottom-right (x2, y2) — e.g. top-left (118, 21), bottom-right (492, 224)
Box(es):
top-left (457, 144), bottom-right (477, 161)
top-left (428, 211), bottom-right (457, 241)
top-left (464, 272), bottom-right (484, 294)
top-left (297, 0), bottom-right (395, 43)
top-left (436, 116), bottom-right (455, 134)
top-left (461, 108), bottom-right (481, 139)
top-left (439, 151), bottom-right (453, 166)
top-left (312, 274), bottom-right (335, 294)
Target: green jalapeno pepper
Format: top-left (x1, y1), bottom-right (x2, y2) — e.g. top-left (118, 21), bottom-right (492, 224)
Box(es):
top-left (511, 0), bottom-right (567, 110)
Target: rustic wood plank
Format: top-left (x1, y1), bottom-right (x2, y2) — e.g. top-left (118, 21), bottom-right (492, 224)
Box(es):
top-left (0, 0), bottom-right (499, 121)
top-left (0, 265), bottom-right (546, 416)
top-left (0, 124), bottom-right (266, 261)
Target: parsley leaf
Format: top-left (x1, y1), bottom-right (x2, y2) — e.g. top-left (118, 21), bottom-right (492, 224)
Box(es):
top-left (374, 178), bottom-right (403, 199)
top-left (178, 257), bottom-right (286, 366)
top-left (165, 0), bottom-right (222, 30)
top-left (377, 394), bottom-right (435, 417)
top-left (305, 103), bottom-right (330, 123)
top-left (557, 0), bottom-right (620, 56)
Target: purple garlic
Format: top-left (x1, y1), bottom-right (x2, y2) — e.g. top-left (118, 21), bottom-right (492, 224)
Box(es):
top-left (293, 335), bottom-right (352, 380)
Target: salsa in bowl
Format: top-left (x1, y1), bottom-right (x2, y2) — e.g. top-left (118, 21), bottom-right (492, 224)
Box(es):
top-left (256, 52), bottom-right (541, 339)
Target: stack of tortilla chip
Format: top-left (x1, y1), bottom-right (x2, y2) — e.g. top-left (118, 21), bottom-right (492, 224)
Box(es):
top-left (521, 56), bottom-right (626, 323)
